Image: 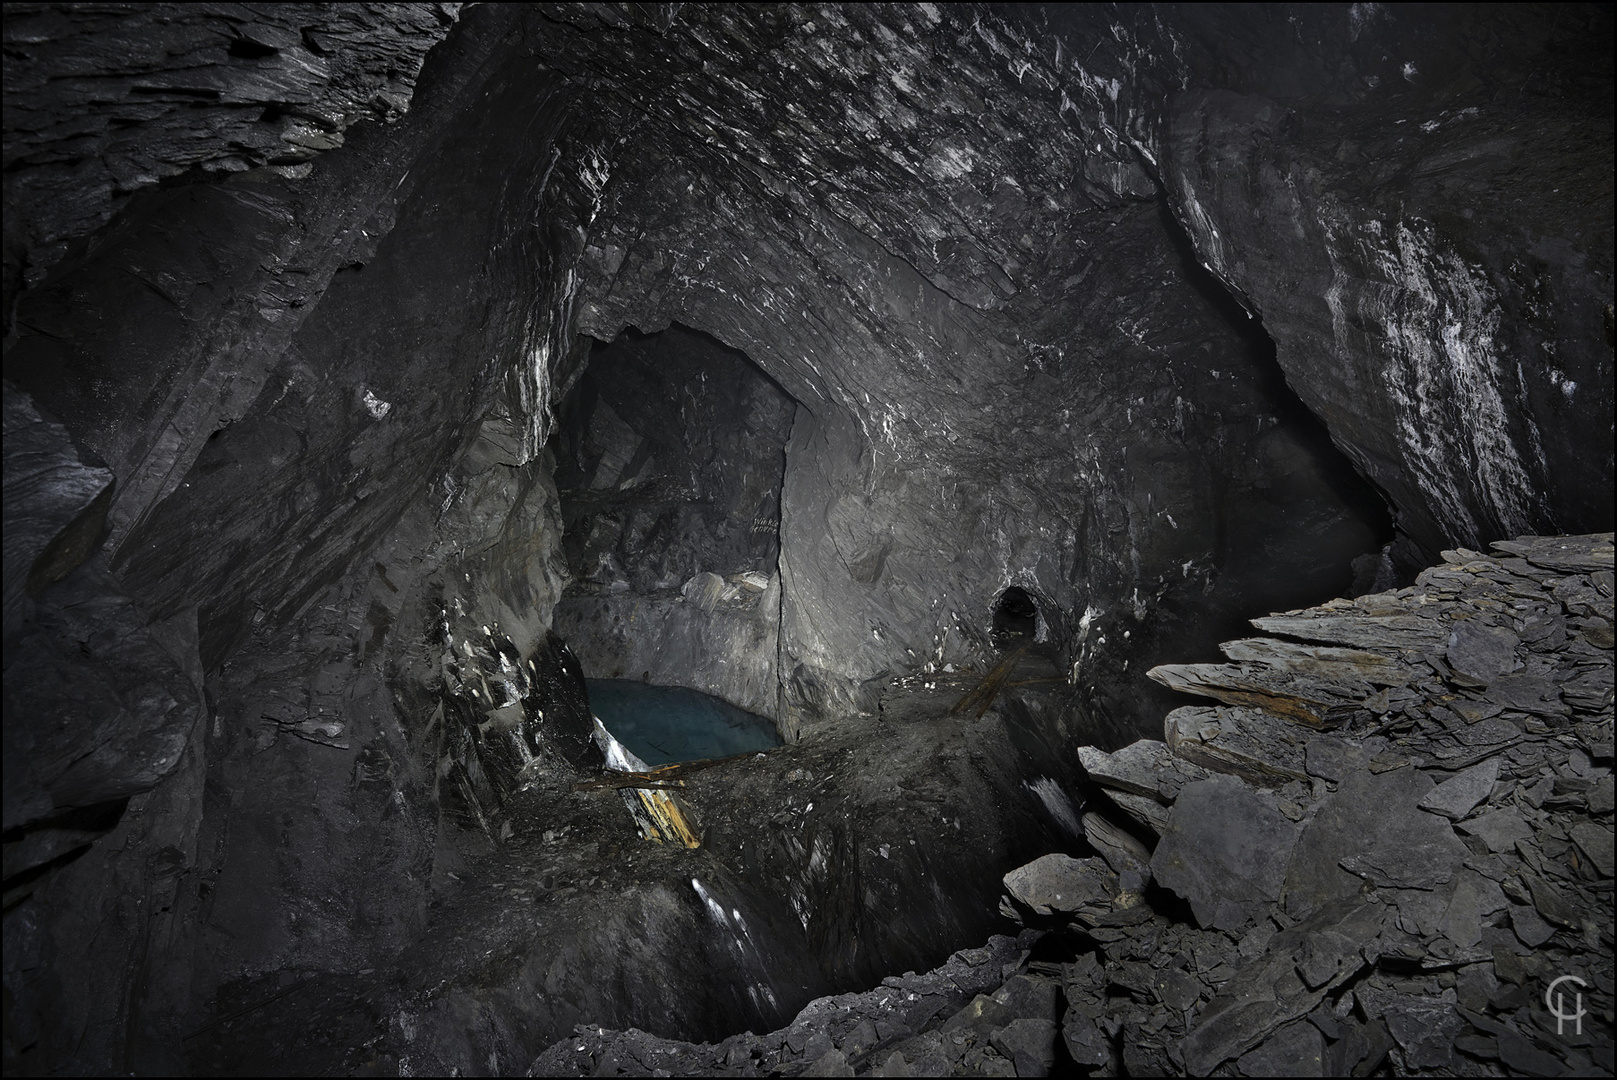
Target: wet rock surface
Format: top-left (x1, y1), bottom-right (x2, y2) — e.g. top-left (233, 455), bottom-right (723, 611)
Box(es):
top-left (532, 534), bottom-right (1612, 1076)
top-left (550, 327), bottom-right (794, 718)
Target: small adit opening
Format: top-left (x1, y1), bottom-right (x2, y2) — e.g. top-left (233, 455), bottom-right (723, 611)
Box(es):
top-left (992, 586), bottom-right (1039, 649)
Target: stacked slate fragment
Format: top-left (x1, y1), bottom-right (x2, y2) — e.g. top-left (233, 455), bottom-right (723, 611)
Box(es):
top-left (1017, 532), bottom-right (1612, 1077)
top-left (527, 533), bottom-right (1611, 1077)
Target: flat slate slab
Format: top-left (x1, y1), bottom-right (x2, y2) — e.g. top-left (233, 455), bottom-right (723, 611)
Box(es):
top-left (1002, 854), bottom-right (1116, 917)
top-left (1151, 774), bottom-right (1299, 931)
top-left (1489, 533), bottom-right (1615, 572)
top-left (1249, 613), bottom-right (1448, 651)
top-left (1417, 759), bottom-right (1500, 820)
top-left (1445, 623), bottom-right (1519, 684)
top-left (1218, 637), bottom-right (1417, 685)
top-left (1283, 768), bottom-right (1468, 917)
top-left (1077, 740), bottom-right (1207, 801)
top-left (1164, 706), bottom-right (1309, 786)
top-left (1455, 809), bottom-right (1533, 854)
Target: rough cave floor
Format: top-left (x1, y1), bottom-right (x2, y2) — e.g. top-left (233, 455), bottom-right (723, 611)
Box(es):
top-left (184, 675), bottom-right (1084, 1074)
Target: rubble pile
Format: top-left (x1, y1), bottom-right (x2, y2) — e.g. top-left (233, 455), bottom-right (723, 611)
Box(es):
top-left (1028, 532), bottom-right (1614, 1077)
top-left (529, 534), bottom-right (1612, 1076)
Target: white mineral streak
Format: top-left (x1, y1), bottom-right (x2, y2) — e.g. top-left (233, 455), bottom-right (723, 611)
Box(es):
top-left (1024, 776), bottom-right (1084, 841)
top-left (927, 144), bottom-right (978, 181)
top-left (1329, 216), bottom-right (1538, 541)
top-left (513, 263), bottom-right (581, 462)
top-left (691, 877), bottom-right (730, 926)
top-left (690, 878), bottom-right (780, 1012)
top-left (511, 148), bottom-right (611, 464)
top-left (581, 148), bottom-right (611, 227)
top-left (593, 716), bottom-right (649, 773)
top-left (1348, 2), bottom-right (1384, 42)
top-left (494, 649), bottom-right (526, 706)
top-left (361, 388), bottom-right (391, 420)
top-left (592, 716), bottom-right (658, 837)
top-left (1172, 177), bottom-right (1248, 312)
top-left (1071, 605), bottom-right (1102, 684)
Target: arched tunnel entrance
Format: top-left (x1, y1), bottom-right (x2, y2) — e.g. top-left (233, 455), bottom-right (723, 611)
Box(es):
top-left (547, 324), bottom-right (793, 735)
top-left (991, 586), bottom-right (1039, 647)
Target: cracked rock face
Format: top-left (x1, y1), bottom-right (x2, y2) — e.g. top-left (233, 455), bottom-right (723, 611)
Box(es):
top-left (1, 2), bottom-right (1611, 1074)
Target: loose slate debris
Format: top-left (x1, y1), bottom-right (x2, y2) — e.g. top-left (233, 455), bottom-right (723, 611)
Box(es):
top-left (1166, 705), bottom-right (1310, 785)
top-left (1000, 853), bottom-right (1117, 918)
top-left (527, 535), bottom-right (1612, 1077)
top-left (1418, 758), bottom-right (1501, 820)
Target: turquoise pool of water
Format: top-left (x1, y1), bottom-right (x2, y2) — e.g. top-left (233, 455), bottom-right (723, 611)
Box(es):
top-left (586, 680), bottom-right (782, 767)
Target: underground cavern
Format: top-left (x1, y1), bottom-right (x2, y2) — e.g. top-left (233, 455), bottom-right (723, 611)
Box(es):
top-left (2, 2), bottom-right (1612, 1076)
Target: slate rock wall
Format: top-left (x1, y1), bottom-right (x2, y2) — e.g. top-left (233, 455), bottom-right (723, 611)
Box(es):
top-left (1128, 3), bottom-right (1616, 566)
top-left (2, 1), bottom-right (464, 311)
top-left (1, 3), bottom-right (1610, 1073)
top-left (2, 7), bottom-right (610, 1069)
top-left (557, 3), bottom-right (1390, 736)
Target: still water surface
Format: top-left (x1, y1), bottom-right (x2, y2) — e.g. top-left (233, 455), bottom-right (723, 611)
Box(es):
top-left (587, 679), bottom-right (782, 767)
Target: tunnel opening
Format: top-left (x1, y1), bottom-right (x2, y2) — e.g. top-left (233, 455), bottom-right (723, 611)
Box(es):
top-left (991, 586), bottom-right (1039, 648)
top-left (1156, 200), bottom-right (1396, 604)
top-left (548, 323), bottom-right (794, 728)
top-left (1063, 201), bottom-right (1402, 744)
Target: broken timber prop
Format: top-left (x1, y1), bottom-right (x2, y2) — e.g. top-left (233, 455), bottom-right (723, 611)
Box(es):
top-left (577, 746), bottom-right (789, 847)
top-left (592, 718), bottom-right (704, 848)
top-left (950, 645), bottom-right (1027, 719)
top-left (628, 785), bottom-right (702, 848)
top-left (573, 776), bottom-right (687, 792)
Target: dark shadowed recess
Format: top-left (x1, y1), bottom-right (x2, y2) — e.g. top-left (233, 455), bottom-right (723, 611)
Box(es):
top-left (1168, 196), bottom-right (1394, 607)
top-left (992, 586), bottom-right (1039, 648)
top-left (1116, 202), bottom-right (1394, 729)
